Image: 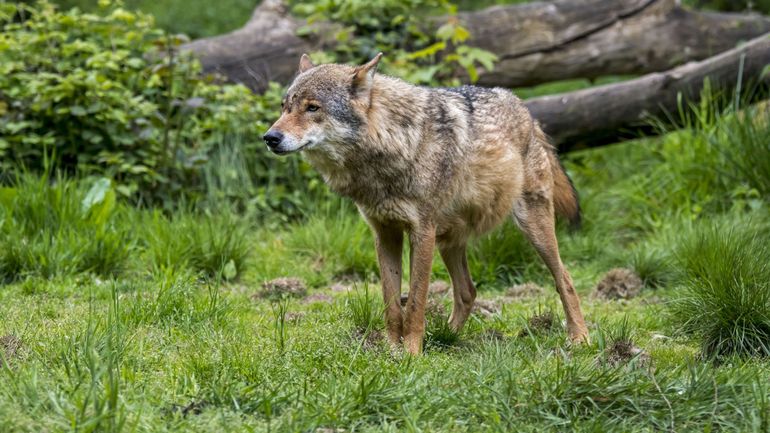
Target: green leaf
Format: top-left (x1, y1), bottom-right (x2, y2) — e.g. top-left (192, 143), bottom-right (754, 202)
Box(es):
top-left (82, 178), bottom-right (116, 227)
top-left (451, 25), bottom-right (470, 44)
top-left (436, 23), bottom-right (454, 41)
top-left (0, 187), bottom-right (17, 208)
top-left (466, 64), bottom-right (478, 83)
top-left (296, 25), bottom-right (313, 37)
top-left (223, 259), bottom-right (237, 280)
top-left (407, 42), bottom-right (446, 60)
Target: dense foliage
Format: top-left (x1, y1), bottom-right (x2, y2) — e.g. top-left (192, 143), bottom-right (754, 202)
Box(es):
top-left (48, 0), bottom-right (255, 38)
top-left (293, 0), bottom-right (497, 85)
top-left (0, 2), bottom-right (319, 216)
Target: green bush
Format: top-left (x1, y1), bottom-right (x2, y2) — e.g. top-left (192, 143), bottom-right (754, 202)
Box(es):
top-left (50, 0), bottom-right (255, 39)
top-left (0, 1), bottom-right (319, 216)
top-left (294, 0), bottom-right (497, 85)
top-left (669, 217), bottom-right (770, 359)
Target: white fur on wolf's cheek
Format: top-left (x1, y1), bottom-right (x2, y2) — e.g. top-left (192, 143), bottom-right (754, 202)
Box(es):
top-left (276, 134), bottom-right (303, 152)
top-left (298, 125), bottom-right (326, 151)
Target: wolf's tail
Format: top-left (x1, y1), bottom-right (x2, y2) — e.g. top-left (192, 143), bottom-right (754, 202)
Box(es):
top-left (536, 127), bottom-right (581, 230)
top-left (549, 151), bottom-right (582, 230)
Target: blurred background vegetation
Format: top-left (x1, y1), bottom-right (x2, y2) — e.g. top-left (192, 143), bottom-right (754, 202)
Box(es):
top-left (43, 0), bottom-right (770, 38)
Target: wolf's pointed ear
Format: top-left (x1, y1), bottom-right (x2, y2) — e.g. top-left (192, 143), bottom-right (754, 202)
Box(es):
top-left (352, 52), bottom-right (383, 92)
top-left (298, 53), bottom-right (315, 73)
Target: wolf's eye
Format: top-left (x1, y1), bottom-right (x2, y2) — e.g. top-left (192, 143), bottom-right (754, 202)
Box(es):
top-left (307, 104), bottom-right (320, 112)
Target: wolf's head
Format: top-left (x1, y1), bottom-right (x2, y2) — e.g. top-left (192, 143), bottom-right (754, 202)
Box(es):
top-left (263, 53), bottom-right (383, 155)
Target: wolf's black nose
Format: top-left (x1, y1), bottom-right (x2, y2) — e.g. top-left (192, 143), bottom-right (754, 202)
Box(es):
top-left (263, 130), bottom-right (284, 149)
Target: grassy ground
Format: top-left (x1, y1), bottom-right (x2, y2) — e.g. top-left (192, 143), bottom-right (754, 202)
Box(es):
top-left (2, 100), bottom-right (770, 431)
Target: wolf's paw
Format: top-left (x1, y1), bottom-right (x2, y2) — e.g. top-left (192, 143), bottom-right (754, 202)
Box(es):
top-left (567, 328), bottom-right (591, 346)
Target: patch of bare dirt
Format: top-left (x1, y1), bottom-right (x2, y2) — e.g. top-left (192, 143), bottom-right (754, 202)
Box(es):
top-left (165, 399), bottom-right (209, 418)
top-left (0, 334), bottom-right (22, 367)
top-left (329, 274), bottom-right (365, 293)
top-left (329, 282), bottom-right (352, 293)
top-left (505, 282), bottom-right (546, 299)
top-left (604, 340), bottom-right (651, 368)
top-left (302, 293), bottom-right (334, 304)
top-left (472, 299), bottom-right (502, 318)
top-left (255, 277), bottom-right (307, 299)
top-left (519, 311), bottom-right (558, 337)
top-left (593, 268), bottom-right (643, 300)
top-left (352, 329), bottom-right (384, 351)
top-left (428, 280), bottom-right (451, 297)
top-left (400, 294), bottom-right (446, 317)
top-left (426, 297), bottom-right (446, 317)
top-left (284, 311), bottom-right (305, 322)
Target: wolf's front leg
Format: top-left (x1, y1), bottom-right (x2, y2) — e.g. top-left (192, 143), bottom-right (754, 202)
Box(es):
top-left (403, 224), bottom-right (436, 355)
top-left (373, 223), bottom-right (404, 348)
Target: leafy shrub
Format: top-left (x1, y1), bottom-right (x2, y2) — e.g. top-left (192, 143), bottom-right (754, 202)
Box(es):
top-left (669, 217), bottom-right (770, 359)
top-left (50, 0), bottom-right (255, 39)
top-left (293, 0), bottom-right (497, 85)
top-left (0, 1), bottom-right (318, 216)
top-left (0, 174), bottom-right (130, 281)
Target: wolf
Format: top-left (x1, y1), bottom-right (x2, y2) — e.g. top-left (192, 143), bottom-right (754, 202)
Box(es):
top-left (264, 53), bottom-right (589, 354)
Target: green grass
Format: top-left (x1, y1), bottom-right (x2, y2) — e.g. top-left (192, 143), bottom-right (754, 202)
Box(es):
top-left (670, 217), bottom-right (770, 360)
top-left (3, 98), bottom-right (770, 430)
top-left (48, 0), bottom-right (255, 38)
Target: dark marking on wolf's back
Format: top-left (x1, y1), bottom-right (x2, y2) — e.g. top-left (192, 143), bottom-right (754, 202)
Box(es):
top-left (442, 86), bottom-right (483, 115)
top-left (433, 103), bottom-right (456, 144)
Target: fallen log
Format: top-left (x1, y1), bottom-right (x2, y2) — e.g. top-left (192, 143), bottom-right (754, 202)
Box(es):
top-left (525, 33), bottom-right (770, 149)
top-left (183, 0), bottom-right (770, 92)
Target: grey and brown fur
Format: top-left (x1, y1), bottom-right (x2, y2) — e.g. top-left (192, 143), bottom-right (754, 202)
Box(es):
top-left (264, 53), bottom-right (589, 354)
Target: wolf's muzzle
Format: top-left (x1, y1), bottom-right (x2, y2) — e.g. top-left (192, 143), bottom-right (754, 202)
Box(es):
top-left (263, 130), bottom-right (284, 150)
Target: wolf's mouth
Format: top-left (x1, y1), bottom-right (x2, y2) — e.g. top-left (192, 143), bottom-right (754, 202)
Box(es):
top-left (271, 140), bottom-right (313, 156)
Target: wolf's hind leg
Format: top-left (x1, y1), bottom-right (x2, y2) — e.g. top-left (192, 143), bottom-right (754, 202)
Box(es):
top-left (373, 223), bottom-right (404, 347)
top-left (439, 243), bottom-right (476, 332)
top-left (512, 193), bottom-right (589, 343)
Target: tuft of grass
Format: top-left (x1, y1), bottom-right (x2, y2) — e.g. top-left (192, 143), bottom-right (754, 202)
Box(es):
top-left (670, 218), bottom-right (770, 359)
top-left (714, 106), bottom-right (770, 199)
top-left (140, 210), bottom-right (250, 279)
top-left (425, 304), bottom-right (460, 349)
top-left (346, 282), bottom-right (384, 333)
top-left (124, 269), bottom-right (230, 327)
top-left (284, 201), bottom-right (378, 279)
top-left (627, 247), bottom-right (675, 289)
top-left (0, 174), bottom-right (130, 282)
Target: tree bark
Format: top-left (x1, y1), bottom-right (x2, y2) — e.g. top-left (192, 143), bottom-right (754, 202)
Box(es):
top-left (183, 0), bottom-right (770, 92)
top-left (525, 33), bottom-right (770, 150)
